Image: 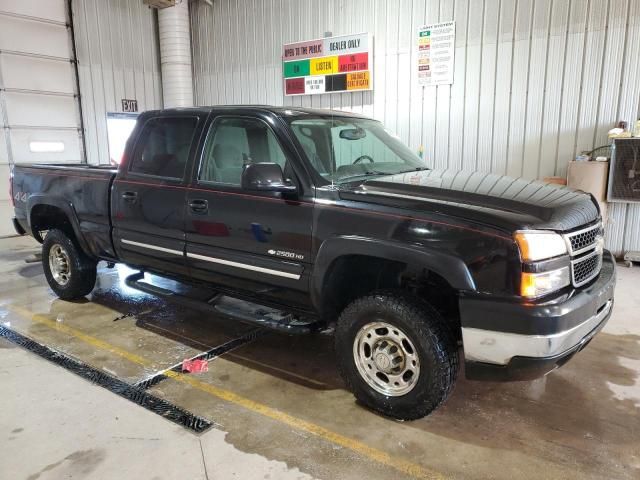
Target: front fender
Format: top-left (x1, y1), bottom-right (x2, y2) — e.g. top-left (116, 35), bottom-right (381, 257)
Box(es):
top-left (311, 235), bottom-right (476, 310)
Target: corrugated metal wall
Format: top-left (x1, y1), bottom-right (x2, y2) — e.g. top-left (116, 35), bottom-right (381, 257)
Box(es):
top-left (71, 0), bottom-right (163, 165)
top-left (190, 0), bottom-right (640, 255)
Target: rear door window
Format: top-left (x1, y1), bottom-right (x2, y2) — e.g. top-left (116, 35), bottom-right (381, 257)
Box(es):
top-left (129, 117), bottom-right (198, 179)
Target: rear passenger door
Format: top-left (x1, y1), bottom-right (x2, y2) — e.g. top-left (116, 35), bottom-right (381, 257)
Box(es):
top-left (184, 115), bottom-right (314, 308)
top-left (112, 114), bottom-right (203, 276)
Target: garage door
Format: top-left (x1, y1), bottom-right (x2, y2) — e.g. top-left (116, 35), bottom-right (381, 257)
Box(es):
top-left (0, 0), bottom-right (84, 175)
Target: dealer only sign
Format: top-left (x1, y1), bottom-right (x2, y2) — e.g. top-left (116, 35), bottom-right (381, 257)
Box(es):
top-left (282, 33), bottom-right (373, 96)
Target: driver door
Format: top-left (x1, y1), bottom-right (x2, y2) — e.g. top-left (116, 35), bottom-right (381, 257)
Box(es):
top-left (184, 115), bottom-right (314, 308)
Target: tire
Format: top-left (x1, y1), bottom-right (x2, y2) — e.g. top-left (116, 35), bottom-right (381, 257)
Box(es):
top-left (335, 291), bottom-right (459, 420)
top-left (42, 229), bottom-right (97, 300)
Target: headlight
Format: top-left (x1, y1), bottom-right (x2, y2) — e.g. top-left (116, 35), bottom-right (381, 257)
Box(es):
top-left (514, 231), bottom-right (567, 261)
top-left (521, 267), bottom-right (570, 298)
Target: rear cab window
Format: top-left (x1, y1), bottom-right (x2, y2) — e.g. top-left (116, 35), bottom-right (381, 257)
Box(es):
top-left (129, 116), bottom-right (199, 179)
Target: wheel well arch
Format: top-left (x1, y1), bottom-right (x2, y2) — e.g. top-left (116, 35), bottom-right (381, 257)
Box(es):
top-left (30, 204), bottom-right (73, 241)
top-left (316, 250), bottom-right (463, 338)
top-left (28, 201), bottom-right (91, 257)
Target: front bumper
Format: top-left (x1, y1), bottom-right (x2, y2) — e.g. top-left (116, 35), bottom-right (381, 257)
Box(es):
top-left (461, 250), bottom-right (616, 381)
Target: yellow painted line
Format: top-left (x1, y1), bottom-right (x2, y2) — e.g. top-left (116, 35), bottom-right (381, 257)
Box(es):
top-left (9, 304), bottom-right (149, 367)
top-left (167, 370), bottom-right (445, 480)
top-left (6, 304), bottom-right (448, 480)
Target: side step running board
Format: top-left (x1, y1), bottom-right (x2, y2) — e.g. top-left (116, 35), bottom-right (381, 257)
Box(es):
top-left (124, 272), bottom-right (322, 335)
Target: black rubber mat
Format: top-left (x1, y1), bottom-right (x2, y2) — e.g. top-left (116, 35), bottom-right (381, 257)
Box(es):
top-left (0, 325), bottom-right (215, 434)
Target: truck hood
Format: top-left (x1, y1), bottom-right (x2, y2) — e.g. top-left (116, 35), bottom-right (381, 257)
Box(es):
top-left (341, 169), bottom-right (599, 232)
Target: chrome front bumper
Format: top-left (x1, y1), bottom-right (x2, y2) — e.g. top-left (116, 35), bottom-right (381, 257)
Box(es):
top-left (462, 299), bottom-right (613, 365)
top-left (460, 250), bottom-right (616, 380)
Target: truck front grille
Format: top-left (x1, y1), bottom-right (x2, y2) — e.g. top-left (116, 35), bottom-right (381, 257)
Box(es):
top-left (564, 222), bottom-right (603, 287)
top-left (571, 251), bottom-right (603, 286)
top-left (566, 223), bottom-right (603, 254)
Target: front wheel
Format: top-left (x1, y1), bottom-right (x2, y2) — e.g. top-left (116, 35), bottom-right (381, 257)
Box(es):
top-left (42, 229), bottom-right (97, 300)
top-left (335, 291), bottom-right (459, 420)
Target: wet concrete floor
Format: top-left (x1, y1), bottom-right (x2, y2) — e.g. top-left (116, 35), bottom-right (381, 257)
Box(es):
top-left (1, 235), bottom-right (639, 479)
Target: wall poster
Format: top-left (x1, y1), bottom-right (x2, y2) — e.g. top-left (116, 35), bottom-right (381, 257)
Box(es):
top-left (417, 21), bottom-right (455, 86)
top-left (283, 32), bottom-right (373, 96)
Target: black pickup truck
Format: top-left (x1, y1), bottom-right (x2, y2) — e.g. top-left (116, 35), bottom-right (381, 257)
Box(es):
top-left (11, 106), bottom-right (616, 420)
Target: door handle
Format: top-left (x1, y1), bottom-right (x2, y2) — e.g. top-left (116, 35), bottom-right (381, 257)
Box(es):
top-left (121, 191), bottom-right (137, 203)
top-left (189, 199), bottom-right (208, 213)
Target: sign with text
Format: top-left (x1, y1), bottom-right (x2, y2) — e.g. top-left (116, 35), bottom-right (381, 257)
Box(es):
top-left (283, 33), bottom-right (373, 96)
top-left (121, 98), bottom-right (138, 112)
top-left (417, 22), bottom-right (455, 86)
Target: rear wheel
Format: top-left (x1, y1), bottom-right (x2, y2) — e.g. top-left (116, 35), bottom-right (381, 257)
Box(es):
top-left (42, 229), bottom-right (97, 300)
top-left (335, 291), bottom-right (458, 420)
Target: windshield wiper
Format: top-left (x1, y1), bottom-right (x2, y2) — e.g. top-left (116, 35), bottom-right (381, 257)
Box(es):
top-left (337, 171), bottom-right (391, 182)
top-left (394, 166), bottom-right (430, 174)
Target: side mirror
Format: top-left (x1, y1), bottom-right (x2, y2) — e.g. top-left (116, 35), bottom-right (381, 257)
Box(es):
top-left (241, 163), bottom-right (297, 193)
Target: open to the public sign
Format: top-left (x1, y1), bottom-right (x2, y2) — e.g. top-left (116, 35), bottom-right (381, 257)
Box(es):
top-left (283, 33), bottom-right (373, 96)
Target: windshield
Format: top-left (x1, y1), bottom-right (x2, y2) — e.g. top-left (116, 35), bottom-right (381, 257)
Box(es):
top-left (288, 117), bottom-right (427, 184)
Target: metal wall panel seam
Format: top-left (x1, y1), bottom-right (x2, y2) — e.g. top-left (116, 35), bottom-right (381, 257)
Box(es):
top-left (76, 0), bottom-right (99, 165)
top-left (477, 0), bottom-right (499, 173)
top-left (550, 0), bottom-right (572, 177)
top-left (475, 0), bottom-right (488, 172)
top-left (574, 0), bottom-right (606, 160)
top-left (441, 0), bottom-right (461, 170)
top-left (434, 0), bottom-right (450, 168)
top-left (505, 0), bottom-right (528, 179)
top-left (492, 0), bottom-right (516, 176)
top-left (531, 0), bottom-right (553, 181)
top-left (0, 49), bottom-right (14, 166)
top-left (127, 0), bottom-right (139, 104)
top-left (590, 0), bottom-right (613, 149)
top-left (556, 0), bottom-right (589, 177)
top-left (488, 0), bottom-right (503, 173)
top-left (570, 0), bottom-right (592, 163)
top-left (500, 0), bottom-right (518, 174)
top-left (93, 0), bottom-right (109, 164)
top-left (517, 0), bottom-right (536, 179)
top-left (613, 0), bottom-right (634, 124)
top-left (138, 1), bottom-right (151, 109)
top-left (66, 0), bottom-right (87, 164)
top-left (597, 0), bottom-right (629, 147)
top-left (462, 0), bottom-right (483, 171)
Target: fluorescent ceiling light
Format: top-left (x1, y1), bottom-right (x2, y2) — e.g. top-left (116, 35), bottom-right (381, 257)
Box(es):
top-left (29, 141), bottom-right (65, 153)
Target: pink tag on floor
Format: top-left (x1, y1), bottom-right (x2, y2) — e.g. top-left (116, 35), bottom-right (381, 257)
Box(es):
top-left (181, 358), bottom-right (209, 373)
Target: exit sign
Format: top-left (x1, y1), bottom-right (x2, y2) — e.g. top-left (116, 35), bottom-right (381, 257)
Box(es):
top-left (121, 99), bottom-right (138, 112)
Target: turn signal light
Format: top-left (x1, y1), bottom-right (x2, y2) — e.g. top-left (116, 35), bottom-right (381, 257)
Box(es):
top-left (520, 267), bottom-right (570, 298)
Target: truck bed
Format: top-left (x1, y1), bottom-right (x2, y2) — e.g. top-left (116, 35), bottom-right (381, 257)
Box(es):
top-left (12, 163), bottom-right (118, 258)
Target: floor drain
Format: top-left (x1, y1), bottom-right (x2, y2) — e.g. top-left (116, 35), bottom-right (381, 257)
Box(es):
top-left (0, 325), bottom-right (215, 434)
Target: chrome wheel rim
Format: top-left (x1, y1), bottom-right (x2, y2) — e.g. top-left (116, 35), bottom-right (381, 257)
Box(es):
top-left (353, 321), bottom-right (420, 396)
top-left (49, 244), bottom-right (71, 286)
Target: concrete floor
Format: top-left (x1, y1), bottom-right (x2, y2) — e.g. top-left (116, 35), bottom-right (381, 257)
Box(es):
top-left (0, 235), bottom-right (639, 480)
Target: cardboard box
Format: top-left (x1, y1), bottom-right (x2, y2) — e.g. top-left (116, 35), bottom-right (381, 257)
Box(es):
top-left (566, 161), bottom-right (609, 202)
